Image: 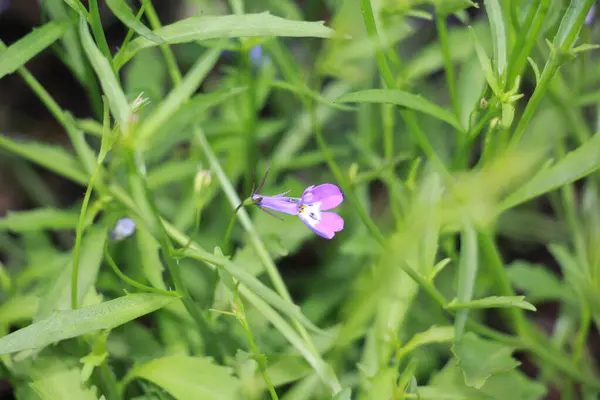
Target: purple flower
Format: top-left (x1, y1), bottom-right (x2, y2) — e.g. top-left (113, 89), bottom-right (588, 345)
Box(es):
top-left (586, 3), bottom-right (597, 25)
top-left (110, 218), bottom-right (136, 241)
top-left (252, 184), bottom-right (344, 239)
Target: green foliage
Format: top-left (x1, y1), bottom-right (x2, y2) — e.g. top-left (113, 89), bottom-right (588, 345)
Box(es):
top-left (1, 0), bottom-right (599, 399)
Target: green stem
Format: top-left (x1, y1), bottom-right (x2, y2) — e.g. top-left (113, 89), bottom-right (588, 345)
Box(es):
top-left (435, 12), bottom-right (461, 118)
top-left (104, 245), bottom-right (179, 297)
top-left (71, 163), bottom-right (103, 309)
top-left (113, 5), bottom-right (146, 70)
top-left (139, 0), bottom-right (182, 85)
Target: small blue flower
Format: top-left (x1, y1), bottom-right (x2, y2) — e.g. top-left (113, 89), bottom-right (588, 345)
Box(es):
top-left (249, 45), bottom-right (264, 66)
top-left (110, 218), bottom-right (136, 241)
top-left (586, 3), bottom-right (596, 25)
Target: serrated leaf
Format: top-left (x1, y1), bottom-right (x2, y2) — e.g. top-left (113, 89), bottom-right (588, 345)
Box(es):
top-left (446, 296), bottom-right (536, 311)
top-left (117, 12), bottom-right (338, 67)
top-left (337, 89), bottom-right (463, 131)
top-left (0, 20), bottom-right (68, 79)
top-left (452, 333), bottom-right (520, 389)
top-left (422, 357), bottom-right (546, 400)
top-left (0, 294), bottom-right (174, 355)
top-left (0, 208), bottom-right (78, 232)
top-left (106, 0), bottom-right (164, 44)
top-left (128, 356), bottom-right (241, 400)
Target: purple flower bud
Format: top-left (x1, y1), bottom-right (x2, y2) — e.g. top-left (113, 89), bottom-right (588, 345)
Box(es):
top-left (586, 3), bottom-right (596, 25)
top-left (110, 218), bottom-right (136, 241)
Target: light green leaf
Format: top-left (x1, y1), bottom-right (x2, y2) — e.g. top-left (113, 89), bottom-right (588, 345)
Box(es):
top-left (0, 135), bottom-right (87, 185)
top-left (483, 0), bottom-right (507, 76)
top-left (469, 26), bottom-right (500, 95)
top-left (434, 0), bottom-right (478, 16)
top-left (127, 356), bottom-right (241, 400)
top-left (106, 0), bottom-right (164, 44)
top-left (454, 222), bottom-right (478, 340)
top-left (35, 224), bottom-right (109, 320)
top-left (27, 368), bottom-right (97, 400)
top-left (117, 12), bottom-right (338, 67)
top-left (422, 357), bottom-right (546, 400)
top-left (501, 131), bottom-right (600, 210)
top-left (135, 228), bottom-right (166, 290)
top-left (452, 333), bottom-right (520, 389)
top-left (78, 15), bottom-right (130, 132)
top-left (397, 326), bottom-right (454, 359)
top-left (0, 20), bottom-right (68, 79)
top-left (0, 208), bottom-right (78, 232)
top-left (135, 46), bottom-right (223, 145)
top-left (0, 296), bottom-right (39, 326)
top-left (446, 296), bottom-right (536, 311)
top-left (506, 261), bottom-right (566, 302)
top-left (332, 388), bottom-right (352, 400)
top-left (337, 89), bottom-right (463, 131)
top-left (0, 294), bottom-right (174, 355)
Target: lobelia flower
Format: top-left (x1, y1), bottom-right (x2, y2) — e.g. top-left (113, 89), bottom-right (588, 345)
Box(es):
top-left (109, 218), bottom-right (136, 241)
top-left (251, 184), bottom-right (344, 239)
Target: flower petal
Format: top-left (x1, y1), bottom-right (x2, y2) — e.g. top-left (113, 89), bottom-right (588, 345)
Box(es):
top-left (301, 184), bottom-right (343, 210)
top-left (252, 193), bottom-right (300, 215)
top-left (299, 211), bottom-right (344, 239)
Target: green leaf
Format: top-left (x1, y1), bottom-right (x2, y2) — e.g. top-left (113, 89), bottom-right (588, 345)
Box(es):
top-left (35, 224), bottom-right (108, 320)
top-left (135, 228), bottom-right (166, 290)
top-left (106, 0), bottom-right (164, 44)
top-left (0, 20), bottom-right (68, 79)
top-left (452, 333), bottom-right (520, 389)
top-left (421, 357), bottom-right (546, 400)
top-left (397, 326), bottom-right (454, 359)
top-left (331, 388), bottom-right (352, 400)
top-left (0, 208), bottom-right (78, 232)
top-left (454, 222), bottom-right (478, 340)
top-left (127, 356), bottom-right (241, 400)
top-left (0, 296), bottom-right (39, 326)
top-left (337, 89), bottom-right (463, 131)
top-left (117, 12), bottom-right (338, 67)
top-left (0, 293), bottom-right (174, 355)
top-left (0, 135), bottom-right (87, 185)
top-left (483, 0), bottom-right (507, 77)
top-left (469, 26), bottom-right (500, 95)
top-left (78, 15), bottom-right (130, 132)
top-left (506, 261), bottom-right (566, 303)
top-left (501, 131), bottom-right (600, 210)
top-left (135, 45), bottom-right (223, 145)
top-left (26, 368), bottom-right (97, 400)
top-left (446, 296), bottom-right (536, 311)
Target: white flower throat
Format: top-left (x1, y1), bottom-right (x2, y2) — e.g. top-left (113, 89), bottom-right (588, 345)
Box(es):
top-left (298, 202), bottom-right (322, 226)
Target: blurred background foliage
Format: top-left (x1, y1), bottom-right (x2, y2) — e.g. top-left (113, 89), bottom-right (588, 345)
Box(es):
top-left (1, 0), bottom-right (600, 399)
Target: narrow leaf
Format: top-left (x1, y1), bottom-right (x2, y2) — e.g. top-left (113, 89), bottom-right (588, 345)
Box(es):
top-left (78, 15), bottom-right (130, 132)
top-left (106, 0), bottom-right (164, 43)
top-left (446, 296), bottom-right (536, 311)
top-left (501, 131), bottom-right (600, 210)
top-left (483, 0), bottom-right (507, 76)
top-left (0, 134), bottom-right (87, 185)
top-left (135, 45), bottom-right (223, 145)
top-left (454, 222), bottom-right (478, 340)
top-left (128, 356), bottom-right (240, 400)
top-left (0, 20), bottom-right (68, 79)
top-left (337, 89), bottom-right (463, 131)
top-left (0, 294), bottom-right (174, 355)
top-left (117, 12), bottom-right (338, 67)
top-left (0, 208), bottom-right (78, 232)
top-left (469, 26), bottom-right (501, 95)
